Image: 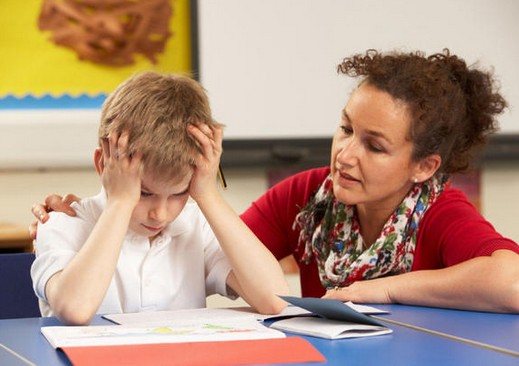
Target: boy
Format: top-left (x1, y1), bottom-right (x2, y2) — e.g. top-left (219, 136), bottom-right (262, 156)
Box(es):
top-left (31, 72), bottom-right (288, 325)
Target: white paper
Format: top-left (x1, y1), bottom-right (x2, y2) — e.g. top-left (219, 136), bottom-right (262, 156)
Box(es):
top-left (41, 315), bottom-right (285, 349)
top-left (345, 302), bottom-right (389, 314)
top-left (103, 307), bottom-right (256, 326)
top-left (104, 303), bottom-right (386, 326)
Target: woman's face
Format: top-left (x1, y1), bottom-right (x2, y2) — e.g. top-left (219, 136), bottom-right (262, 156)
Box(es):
top-left (330, 83), bottom-right (420, 213)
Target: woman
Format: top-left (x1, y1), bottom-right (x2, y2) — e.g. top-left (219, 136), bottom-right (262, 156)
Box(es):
top-left (32, 49), bottom-right (519, 313)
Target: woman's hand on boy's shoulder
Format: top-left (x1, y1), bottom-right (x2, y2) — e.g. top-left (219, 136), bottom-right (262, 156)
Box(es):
top-left (29, 193), bottom-right (80, 239)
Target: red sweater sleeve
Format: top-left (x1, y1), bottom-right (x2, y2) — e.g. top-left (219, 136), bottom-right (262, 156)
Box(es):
top-left (413, 188), bottom-right (519, 270)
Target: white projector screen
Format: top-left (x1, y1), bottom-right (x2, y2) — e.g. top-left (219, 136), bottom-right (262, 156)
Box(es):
top-left (196, 0), bottom-right (519, 140)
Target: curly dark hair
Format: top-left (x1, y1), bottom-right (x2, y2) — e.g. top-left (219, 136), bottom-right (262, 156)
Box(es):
top-left (337, 49), bottom-right (508, 174)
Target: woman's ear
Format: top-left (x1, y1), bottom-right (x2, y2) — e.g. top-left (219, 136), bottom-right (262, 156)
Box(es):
top-left (94, 147), bottom-right (104, 176)
top-left (412, 154), bottom-right (442, 183)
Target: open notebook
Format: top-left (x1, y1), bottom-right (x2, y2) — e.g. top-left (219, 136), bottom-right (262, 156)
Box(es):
top-left (269, 296), bottom-right (392, 339)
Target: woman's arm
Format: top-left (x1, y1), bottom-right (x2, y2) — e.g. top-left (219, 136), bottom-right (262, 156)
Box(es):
top-left (44, 132), bottom-right (142, 325)
top-left (324, 249), bottom-right (519, 313)
top-left (188, 124), bottom-right (289, 314)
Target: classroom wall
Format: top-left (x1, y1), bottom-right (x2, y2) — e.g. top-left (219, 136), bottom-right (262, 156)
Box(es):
top-left (1, 163), bottom-right (518, 242)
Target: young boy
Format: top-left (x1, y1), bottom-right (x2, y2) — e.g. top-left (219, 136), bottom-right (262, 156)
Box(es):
top-left (31, 72), bottom-right (288, 325)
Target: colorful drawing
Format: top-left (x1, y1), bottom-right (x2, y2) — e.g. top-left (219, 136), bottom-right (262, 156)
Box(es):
top-left (0, 0), bottom-right (191, 103)
top-left (41, 316), bottom-right (286, 348)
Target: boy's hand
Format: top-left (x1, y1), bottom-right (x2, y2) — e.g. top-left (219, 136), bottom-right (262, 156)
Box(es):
top-left (100, 131), bottom-right (142, 208)
top-left (187, 123), bottom-right (223, 201)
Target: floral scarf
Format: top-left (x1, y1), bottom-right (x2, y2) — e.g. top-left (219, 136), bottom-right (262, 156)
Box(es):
top-left (293, 174), bottom-right (449, 289)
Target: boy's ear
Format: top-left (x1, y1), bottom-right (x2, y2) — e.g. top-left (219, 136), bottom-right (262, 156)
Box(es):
top-left (413, 154), bottom-right (442, 183)
top-left (93, 147), bottom-right (104, 175)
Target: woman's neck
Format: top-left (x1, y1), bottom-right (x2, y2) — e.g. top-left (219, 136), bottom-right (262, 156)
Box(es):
top-left (356, 204), bottom-right (395, 247)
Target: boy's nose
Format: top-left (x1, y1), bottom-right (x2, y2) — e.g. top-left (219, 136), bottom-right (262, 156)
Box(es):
top-left (149, 202), bottom-right (168, 222)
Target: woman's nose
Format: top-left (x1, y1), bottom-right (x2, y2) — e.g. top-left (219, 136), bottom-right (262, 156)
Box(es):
top-left (336, 138), bottom-right (359, 166)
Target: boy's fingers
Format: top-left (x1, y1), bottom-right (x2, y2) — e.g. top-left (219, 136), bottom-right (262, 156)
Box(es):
top-left (213, 125), bottom-right (223, 141)
top-left (107, 131), bottom-right (119, 160)
top-left (101, 137), bottom-right (110, 160)
top-left (115, 131), bottom-right (126, 158)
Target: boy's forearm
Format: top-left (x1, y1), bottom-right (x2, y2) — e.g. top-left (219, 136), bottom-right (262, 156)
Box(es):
top-left (196, 192), bottom-right (289, 314)
top-left (47, 202), bottom-right (133, 325)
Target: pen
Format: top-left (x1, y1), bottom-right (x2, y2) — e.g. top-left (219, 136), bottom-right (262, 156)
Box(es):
top-left (218, 164), bottom-right (227, 189)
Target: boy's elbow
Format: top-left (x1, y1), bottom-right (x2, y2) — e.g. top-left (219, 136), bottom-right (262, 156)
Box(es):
top-left (254, 289), bottom-right (290, 315)
top-left (54, 302), bottom-right (96, 325)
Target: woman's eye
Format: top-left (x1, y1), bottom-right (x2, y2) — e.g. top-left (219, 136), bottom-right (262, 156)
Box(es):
top-left (368, 143), bottom-right (384, 153)
top-left (340, 126), bottom-right (353, 135)
top-left (140, 191), bottom-right (153, 198)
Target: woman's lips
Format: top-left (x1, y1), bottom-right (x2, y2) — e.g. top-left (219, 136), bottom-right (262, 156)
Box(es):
top-left (336, 170), bottom-right (361, 186)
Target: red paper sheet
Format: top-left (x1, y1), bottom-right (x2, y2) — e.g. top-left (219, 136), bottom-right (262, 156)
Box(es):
top-left (62, 337), bottom-right (326, 366)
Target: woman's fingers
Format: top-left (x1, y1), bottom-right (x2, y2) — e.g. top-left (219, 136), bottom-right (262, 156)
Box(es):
top-left (31, 202), bottom-right (49, 223)
top-left (62, 194), bottom-right (81, 206)
top-left (30, 194), bottom-right (79, 238)
top-left (28, 221), bottom-right (38, 239)
top-left (46, 194), bottom-right (77, 217)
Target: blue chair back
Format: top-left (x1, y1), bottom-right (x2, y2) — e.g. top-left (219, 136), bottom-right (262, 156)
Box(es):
top-left (0, 253), bottom-right (41, 319)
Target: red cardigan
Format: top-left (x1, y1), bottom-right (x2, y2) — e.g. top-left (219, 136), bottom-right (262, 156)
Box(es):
top-left (241, 167), bottom-right (519, 297)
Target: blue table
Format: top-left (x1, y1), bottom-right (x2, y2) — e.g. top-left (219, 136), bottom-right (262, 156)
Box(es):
top-left (373, 304), bottom-right (519, 356)
top-left (1, 311), bottom-right (518, 366)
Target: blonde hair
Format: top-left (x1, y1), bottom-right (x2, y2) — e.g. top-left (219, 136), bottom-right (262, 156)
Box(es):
top-left (99, 71), bottom-right (218, 182)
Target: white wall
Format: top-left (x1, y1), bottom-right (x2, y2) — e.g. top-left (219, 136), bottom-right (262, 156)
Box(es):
top-left (198, 0), bottom-right (519, 139)
top-left (481, 162), bottom-right (519, 239)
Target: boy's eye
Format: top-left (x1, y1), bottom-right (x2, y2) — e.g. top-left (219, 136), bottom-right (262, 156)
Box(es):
top-left (170, 190), bottom-right (189, 198)
top-left (140, 191), bottom-right (153, 198)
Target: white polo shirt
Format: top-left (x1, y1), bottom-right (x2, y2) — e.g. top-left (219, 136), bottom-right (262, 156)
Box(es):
top-left (31, 190), bottom-right (233, 317)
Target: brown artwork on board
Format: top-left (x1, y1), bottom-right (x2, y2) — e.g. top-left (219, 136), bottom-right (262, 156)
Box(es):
top-left (38, 0), bottom-right (173, 66)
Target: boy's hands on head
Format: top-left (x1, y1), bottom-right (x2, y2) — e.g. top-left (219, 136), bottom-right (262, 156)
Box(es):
top-left (100, 131), bottom-right (143, 209)
top-left (187, 123), bottom-right (223, 201)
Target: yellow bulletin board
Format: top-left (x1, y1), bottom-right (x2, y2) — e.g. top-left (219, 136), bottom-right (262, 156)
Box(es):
top-left (0, 0), bottom-right (192, 99)
top-left (0, 0), bottom-right (193, 169)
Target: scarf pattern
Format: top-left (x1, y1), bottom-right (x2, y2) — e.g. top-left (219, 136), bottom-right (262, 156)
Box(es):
top-left (293, 174), bottom-right (448, 289)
